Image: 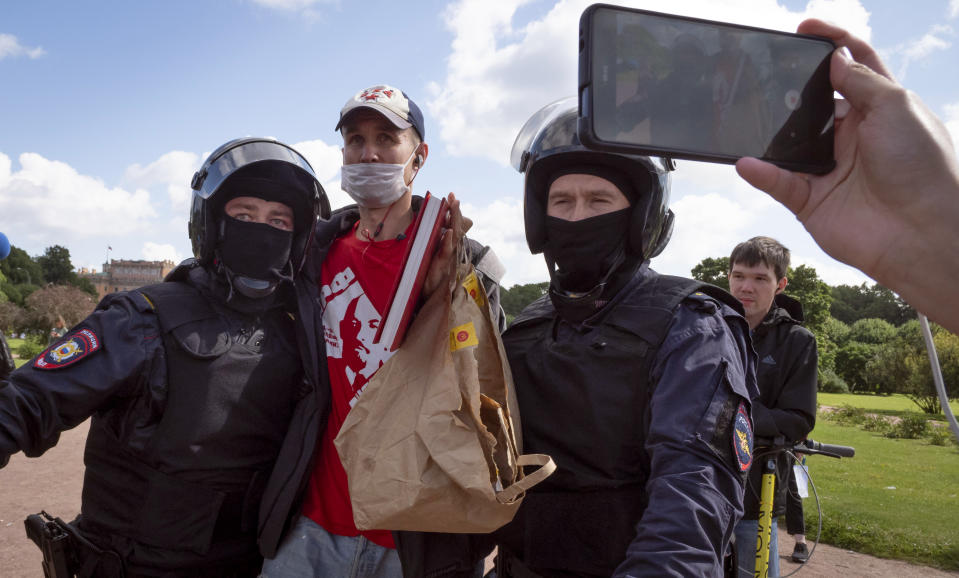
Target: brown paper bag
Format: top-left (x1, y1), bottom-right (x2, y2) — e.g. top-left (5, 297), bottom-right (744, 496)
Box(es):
top-left (334, 257), bottom-right (554, 533)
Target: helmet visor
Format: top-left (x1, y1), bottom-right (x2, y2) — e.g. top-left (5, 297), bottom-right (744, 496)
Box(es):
top-left (194, 139), bottom-right (318, 201)
top-left (510, 96), bottom-right (578, 173)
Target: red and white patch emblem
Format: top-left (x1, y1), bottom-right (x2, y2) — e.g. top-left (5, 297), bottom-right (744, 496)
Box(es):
top-left (34, 328), bottom-right (101, 370)
top-left (360, 88), bottom-right (394, 102)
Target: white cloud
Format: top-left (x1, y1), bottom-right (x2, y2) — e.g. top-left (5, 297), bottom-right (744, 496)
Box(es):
top-left (291, 138), bottom-right (351, 212)
top-left (653, 191), bottom-right (759, 275)
top-left (428, 0), bottom-right (872, 165)
top-left (292, 138), bottom-right (343, 182)
top-left (880, 24), bottom-right (953, 80)
top-left (123, 150), bottom-right (200, 213)
top-left (462, 196), bottom-right (546, 286)
top-left (792, 252), bottom-right (870, 286)
top-left (0, 152), bottom-right (156, 248)
top-left (950, 0), bottom-right (959, 19)
top-left (142, 241), bottom-right (182, 263)
top-left (0, 33), bottom-right (45, 60)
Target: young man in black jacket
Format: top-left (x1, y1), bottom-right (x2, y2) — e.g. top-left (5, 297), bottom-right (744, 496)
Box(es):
top-left (728, 236), bottom-right (818, 577)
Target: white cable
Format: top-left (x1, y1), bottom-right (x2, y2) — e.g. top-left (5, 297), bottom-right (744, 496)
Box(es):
top-left (918, 313), bottom-right (959, 444)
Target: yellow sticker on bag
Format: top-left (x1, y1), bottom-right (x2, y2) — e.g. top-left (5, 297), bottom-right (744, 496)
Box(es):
top-left (450, 321), bottom-right (479, 351)
top-left (462, 271), bottom-right (486, 307)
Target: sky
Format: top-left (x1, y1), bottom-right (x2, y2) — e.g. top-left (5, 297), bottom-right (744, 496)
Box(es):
top-left (1, 0), bottom-right (958, 291)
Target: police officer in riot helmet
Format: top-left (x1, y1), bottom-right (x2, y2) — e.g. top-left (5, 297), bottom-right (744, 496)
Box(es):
top-left (0, 137), bottom-right (328, 577)
top-left (480, 100), bottom-right (757, 576)
top-left (517, 100), bottom-right (675, 315)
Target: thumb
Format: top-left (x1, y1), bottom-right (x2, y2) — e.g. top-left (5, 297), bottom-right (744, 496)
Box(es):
top-left (735, 157), bottom-right (812, 217)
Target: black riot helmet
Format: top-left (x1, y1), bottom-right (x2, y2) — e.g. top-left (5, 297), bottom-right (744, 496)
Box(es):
top-left (511, 98), bottom-right (674, 261)
top-left (188, 138), bottom-right (330, 277)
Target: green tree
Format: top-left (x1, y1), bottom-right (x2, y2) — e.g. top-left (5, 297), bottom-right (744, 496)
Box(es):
top-left (0, 301), bottom-right (26, 334)
top-left (690, 257), bottom-right (730, 291)
top-left (784, 264), bottom-right (832, 334)
top-left (0, 282), bottom-right (40, 307)
top-left (37, 245), bottom-right (75, 285)
top-left (24, 284), bottom-right (96, 333)
top-left (833, 318), bottom-right (896, 393)
top-left (847, 318), bottom-right (897, 345)
top-left (501, 282), bottom-right (549, 319)
top-left (835, 340), bottom-right (880, 393)
top-left (831, 282), bottom-right (915, 326)
top-left (866, 321), bottom-right (959, 412)
top-left (0, 245), bottom-right (44, 286)
top-left (70, 275), bottom-right (99, 298)
top-left (816, 316), bottom-right (850, 377)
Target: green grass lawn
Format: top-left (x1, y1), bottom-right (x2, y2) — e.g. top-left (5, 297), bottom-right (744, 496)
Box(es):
top-left (803, 416), bottom-right (959, 570)
top-left (6, 336), bottom-right (30, 368)
top-left (819, 391), bottom-right (959, 418)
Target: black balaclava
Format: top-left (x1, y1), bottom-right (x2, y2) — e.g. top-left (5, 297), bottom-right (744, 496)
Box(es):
top-left (213, 163), bottom-right (307, 300)
top-left (217, 215), bottom-right (293, 298)
top-left (542, 165), bottom-right (642, 322)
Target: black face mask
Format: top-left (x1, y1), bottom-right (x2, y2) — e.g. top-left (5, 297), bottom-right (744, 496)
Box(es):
top-left (217, 216), bottom-right (293, 295)
top-left (543, 208), bottom-right (631, 293)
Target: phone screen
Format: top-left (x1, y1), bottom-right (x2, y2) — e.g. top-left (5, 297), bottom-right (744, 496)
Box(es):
top-left (580, 5), bottom-right (836, 173)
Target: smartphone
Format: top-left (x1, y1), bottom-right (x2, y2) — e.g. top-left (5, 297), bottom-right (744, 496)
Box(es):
top-left (579, 4), bottom-right (836, 174)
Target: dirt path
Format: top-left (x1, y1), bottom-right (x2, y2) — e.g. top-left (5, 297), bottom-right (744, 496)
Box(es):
top-left (2, 420), bottom-right (957, 577)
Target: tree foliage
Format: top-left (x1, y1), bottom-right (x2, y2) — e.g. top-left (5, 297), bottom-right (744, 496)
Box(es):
top-left (847, 318), bottom-right (897, 345)
top-left (690, 257), bottom-right (730, 291)
top-left (0, 301), bottom-right (26, 334)
top-left (835, 340), bottom-right (880, 393)
top-left (0, 282), bottom-right (40, 308)
top-left (37, 245), bottom-right (76, 286)
top-left (831, 282), bottom-right (915, 326)
top-left (816, 316), bottom-right (850, 377)
top-left (24, 285), bottom-right (96, 332)
top-left (70, 275), bottom-right (99, 298)
top-left (0, 245), bottom-right (44, 286)
top-left (501, 282), bottom-right (549, 318)
top-left (865, 321), bottom-right (959, 413)
top-left (784, 264), bottom-right (832, 334)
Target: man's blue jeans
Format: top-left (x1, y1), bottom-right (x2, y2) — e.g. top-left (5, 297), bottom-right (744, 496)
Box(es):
top-left (260, 516), bottom-right (402, 578)
top-left (734, 518), bottom-right (779, 578)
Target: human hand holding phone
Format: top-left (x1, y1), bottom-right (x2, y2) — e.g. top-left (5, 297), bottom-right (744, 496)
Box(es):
top-left (736, 18), bottom-right (959, 333)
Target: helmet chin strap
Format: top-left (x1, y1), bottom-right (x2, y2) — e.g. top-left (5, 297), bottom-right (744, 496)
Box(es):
top-left (546, 247), bottom-right (628, 321)
top-left (216, 258), bottom-right (293, 301)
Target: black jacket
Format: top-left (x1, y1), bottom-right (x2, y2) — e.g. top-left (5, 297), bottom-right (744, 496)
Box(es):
top-left (1, 263), bottom-right (302, 574)
top-left (743, 293), bottom-right (818, 520)
top-left (257, 197), bottom-right (506, 559)
top-left (396, 265), bottom-right (759, 577)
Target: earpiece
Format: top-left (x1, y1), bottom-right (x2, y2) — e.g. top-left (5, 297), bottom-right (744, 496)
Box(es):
top-left (415, 154), bottom-right (424, 167)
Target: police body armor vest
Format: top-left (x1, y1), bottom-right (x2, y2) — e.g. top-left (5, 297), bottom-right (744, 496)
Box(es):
top-left (80, 281), bottom-right (299, 567)
top-left (497, 273), bottom-right (737, 577)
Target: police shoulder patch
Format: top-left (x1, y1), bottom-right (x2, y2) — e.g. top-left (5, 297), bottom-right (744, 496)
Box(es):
top-left (733, 401), bottom-right (753, 472)
top-left (34, 328), bottom-right (102, 370)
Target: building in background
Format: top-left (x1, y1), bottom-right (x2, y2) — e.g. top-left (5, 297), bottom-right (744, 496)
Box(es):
top-left (79, 259), bottom-right (176, 301)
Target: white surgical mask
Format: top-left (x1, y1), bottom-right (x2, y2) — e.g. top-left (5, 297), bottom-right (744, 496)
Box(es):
top-left (340, 148), bottom-right (418, 208)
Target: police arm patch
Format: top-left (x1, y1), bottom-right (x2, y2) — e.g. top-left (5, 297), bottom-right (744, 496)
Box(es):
top-left (733, 401), bottom-right (753, 472)
top-left (34, 328), bottom-right (102, 370)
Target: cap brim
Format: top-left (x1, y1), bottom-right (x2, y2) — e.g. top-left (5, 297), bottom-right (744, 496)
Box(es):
top-left (335, 103), bottom-right (413, 132)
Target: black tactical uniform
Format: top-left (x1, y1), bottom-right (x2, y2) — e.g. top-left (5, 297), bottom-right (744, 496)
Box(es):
top-left (0, 138), bottom-right (329, 577)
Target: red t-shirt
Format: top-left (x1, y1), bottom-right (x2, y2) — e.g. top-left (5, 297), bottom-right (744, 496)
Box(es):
top-left (301, 225), bottom-right (409, 548)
